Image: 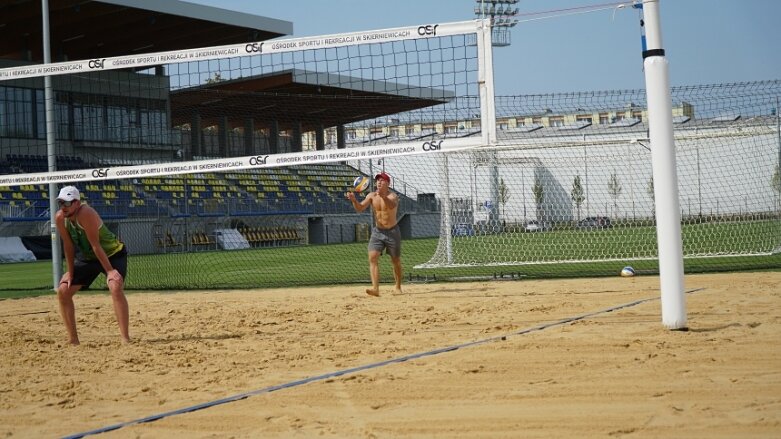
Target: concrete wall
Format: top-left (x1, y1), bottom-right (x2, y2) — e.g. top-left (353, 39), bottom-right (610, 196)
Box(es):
top-left (0, 211), bottom-right (442, 260)
top-left (408, 212), bottom-right (440, 238)
top-left (306, 212), bottom-right (441, 245)
top-left (307, 214), bottom-right (371, 245)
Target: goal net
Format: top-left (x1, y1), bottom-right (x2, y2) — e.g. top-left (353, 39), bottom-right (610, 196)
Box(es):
top-left (415, 82), bottom-right (781, 269)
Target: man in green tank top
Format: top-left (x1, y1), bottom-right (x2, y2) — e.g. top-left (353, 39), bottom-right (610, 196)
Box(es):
top-left (55, 186), bottom-right (130, 345)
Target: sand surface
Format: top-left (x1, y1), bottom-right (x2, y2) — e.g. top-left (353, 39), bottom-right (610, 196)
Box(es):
top-left (1, 272), bottom-right (780, 438)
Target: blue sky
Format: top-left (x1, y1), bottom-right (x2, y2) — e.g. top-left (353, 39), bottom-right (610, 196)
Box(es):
top-left (189, 0), bottom-right (780, 95)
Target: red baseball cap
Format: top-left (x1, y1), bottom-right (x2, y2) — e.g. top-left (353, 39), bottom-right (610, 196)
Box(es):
top-left (374, 172), bottom-right (391, 183)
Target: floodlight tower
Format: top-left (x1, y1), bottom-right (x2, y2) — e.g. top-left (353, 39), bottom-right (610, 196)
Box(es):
top-left (474, 0), bottom-right (519, 47)
top-left (473, 1), bottom-right (518, 230)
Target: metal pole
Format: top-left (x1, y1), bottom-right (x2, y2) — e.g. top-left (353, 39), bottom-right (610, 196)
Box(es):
top-left (368, 161), bottom-right (374, 228)
top-left (697, 143), bottom-right (702, 218)
top-left (584, 145), bottom-right (589, 217)
top-left (777, 97), bottom-right (780, 213)
top-left (642, 0), bottom-right (687, 329)
top-left (183, 155), bottom-right (189, 250)
top-left (442, 155), bottom-right (452, 264)
top-left (471, 157), bottom-right (477, 223)
top-left (490, 151), bottom-right (500, 229)
top-left (42, 0), bottom-right (62, 289)
top-left (522, 166), bottom-right (526, 221)
top-left (476, 16), bottom-right (499, 230)
top-left (629, 143), bottom-right (636, 220)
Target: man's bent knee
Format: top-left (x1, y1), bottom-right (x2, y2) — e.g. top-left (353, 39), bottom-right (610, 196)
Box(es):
top-left (109, 287), bottom-right (125, 299)
top-left (57, 285), bottom-right (78, 302)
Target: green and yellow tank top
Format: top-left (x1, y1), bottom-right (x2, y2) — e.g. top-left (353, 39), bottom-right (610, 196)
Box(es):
top-left (65, 219), bottom-right (124, 261)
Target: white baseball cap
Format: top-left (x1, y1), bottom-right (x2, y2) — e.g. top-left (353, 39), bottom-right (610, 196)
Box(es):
top-left (56, 186), bottom-right (81, 202)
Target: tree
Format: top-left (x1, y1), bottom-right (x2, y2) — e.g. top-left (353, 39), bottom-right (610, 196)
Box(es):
top-left (647, 176), bottom-right (655, 219)
top-left (205, 72), bottom-right (225, 84)
top-left (571, 175), bottom-right (585, 222)
top-left (532, 174), bottom-right (544, 220)
top-left (647, 176), bottom-right (655, 200)
top-left (498, 178), bottom-right (511, 218)
top-left (607, 172), bottom-right (622, 217)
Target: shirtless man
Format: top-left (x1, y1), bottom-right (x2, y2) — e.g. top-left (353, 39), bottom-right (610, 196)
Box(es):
top-left (54, 186), bottom-right (130, 345)
top-left (346, 172), bottom-right (402, 296)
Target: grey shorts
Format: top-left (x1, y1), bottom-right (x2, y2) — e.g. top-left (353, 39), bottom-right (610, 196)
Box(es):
top-left (368, 225), bottom-right (401, 258)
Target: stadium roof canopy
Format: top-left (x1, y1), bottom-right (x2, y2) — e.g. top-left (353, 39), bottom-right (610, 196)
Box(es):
top-left (0, 0), bottom-right (293, 62)
top-left (0, 1), bottom-right (447, 131)
top-left (170, 69), bottom-right (454, 131)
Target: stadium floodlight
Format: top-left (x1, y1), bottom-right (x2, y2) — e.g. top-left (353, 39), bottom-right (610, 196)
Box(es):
top-left (474, 0), bottom-right (519, 47)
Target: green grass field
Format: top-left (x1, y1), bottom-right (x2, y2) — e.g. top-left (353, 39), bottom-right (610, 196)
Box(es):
top-left (2, 221), bottom-right (779, 299)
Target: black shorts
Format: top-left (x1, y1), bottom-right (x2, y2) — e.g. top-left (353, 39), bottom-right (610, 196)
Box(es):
top-left (72, 246), bottom-right (128, 288)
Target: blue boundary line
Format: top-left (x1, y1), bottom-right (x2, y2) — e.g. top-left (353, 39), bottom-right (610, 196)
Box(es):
top-left (63, 290), bottom-right (699, 439)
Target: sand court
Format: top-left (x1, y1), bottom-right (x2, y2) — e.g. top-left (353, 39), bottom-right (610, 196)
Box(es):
top-left (1, 272), bottom-right (779, 438)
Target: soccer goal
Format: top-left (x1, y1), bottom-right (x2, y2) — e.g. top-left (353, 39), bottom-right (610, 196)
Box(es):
top-left (414, 82), bottom-right (781, 269)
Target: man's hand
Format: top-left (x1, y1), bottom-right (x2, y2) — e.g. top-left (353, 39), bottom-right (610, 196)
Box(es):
top-left (59, 272), bottom-right (73, 289)
top-left (106, 269), bottom-right (123, 286)
top-left (346, 192), bottom-right (356, 201)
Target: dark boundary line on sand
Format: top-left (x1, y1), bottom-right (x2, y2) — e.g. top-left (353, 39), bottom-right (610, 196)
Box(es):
top-left (62, 287), bottom-right (704, 439)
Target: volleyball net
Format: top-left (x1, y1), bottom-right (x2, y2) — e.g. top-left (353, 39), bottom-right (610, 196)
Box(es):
top-left (0, 20), bottom-right (497, 290)
top-left (0, 20), bottom-right (493, 183)
top-left (1, 18), bottom-right (780, 291)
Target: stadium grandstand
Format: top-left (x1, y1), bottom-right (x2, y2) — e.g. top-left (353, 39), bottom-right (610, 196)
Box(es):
top-left (0, 0), bottom-right (443, 271)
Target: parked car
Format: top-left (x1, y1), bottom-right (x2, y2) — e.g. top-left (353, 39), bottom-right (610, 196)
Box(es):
top-left (524, 220), bottom-right (551, 232)
top-left (452, 223), bottom-right (475, 237)
top-left (577, 216), bottom-right (612, 230)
